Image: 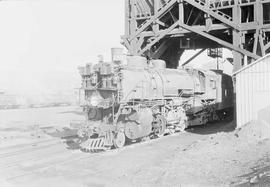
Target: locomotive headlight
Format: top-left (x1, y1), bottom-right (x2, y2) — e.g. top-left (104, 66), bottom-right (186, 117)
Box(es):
top-left (89, 91), bottom-right (103, 107)
top-left (90, 96), bottom-right (101, 106)
top-left (90, 97), bottom-right (100, 107)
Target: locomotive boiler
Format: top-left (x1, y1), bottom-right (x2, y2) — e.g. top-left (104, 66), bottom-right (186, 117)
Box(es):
top-left (77, 55), bottom-right (233, 151)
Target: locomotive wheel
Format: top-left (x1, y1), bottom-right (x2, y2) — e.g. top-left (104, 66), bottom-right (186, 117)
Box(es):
top-left (88, 108), bottom-right (97, 119)
top-left (113, 131), bottom-right (126, 148)
top-left (87, 108), bottom-right (102, 120)
top-left (153, 115), bottom-right (166, 137)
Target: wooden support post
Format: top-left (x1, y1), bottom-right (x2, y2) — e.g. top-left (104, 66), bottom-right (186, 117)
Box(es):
top-left (253, 29), bottom-right (259, 54)
top-left (153, 0), bottom-right (159, 33)
top-left (241, 33), bottom-right (248, 66)
top-left (179, 0), bottom-right (184, 25)
top-left (259, 32), bottom-right (266, 56)
top-left (178, 0), bottom-right (185, 67)
top-left (124, 0), bottom-right (132, 52)
top-left (254, 0), bottom-right (263, 26)
top-left (205, 0), bottom-right (212, 31)
top-left (232, 3), bottom-right (242, 72)
top-left (130, 0), bottom-right (139, 55)
top-left (125, 0), bottom-right (130, 36)
top-left (255, 1), bottom-right (265, 56)
top-left (232, 36), bottom-right (242, 72)
top-left (135, 36), bottom-right (145, 54)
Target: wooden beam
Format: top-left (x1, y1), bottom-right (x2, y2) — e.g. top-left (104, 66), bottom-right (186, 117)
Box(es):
top-left (155, 20), bottom-right (167, 27)
top-left (179, 22), bottom-right (260, 60)
top-left (145, 0), bottom-right (154, 11)
top-left (256, 1), bottom-right (265, 56)
top-left (181, 49), bottom-right (206, 66)
top-left (265, 42), bottom-right (270, 51)
top-left (232, 5), bottom-right (243, 72)
top-left (253, 29), bottom-right (259, 54)
top-left (140, 24), bottom-right (229, 37)
top-left (183, 0), bottom-right (239, 31)
top-left (121, 36), bottom-right (131, 51)
top-left (259, 33), bottom-right (266, 56)
top-left (179, 0), bottom-right (184, 24)
top-left (153, 0), bottom-right (160, 33)
top-left (138, 23), bottom-right (270, 38)
top-left (192, 11), bottom-right (203, 26)
top-left (135, 36), bottom-right (145, 53)
top-left (125, 0), bottom-right (130, 36)
top-left (138, 21), bottom-right (179, 55)
top-left (261, 0), bottom-right (270, 3)
top-left (136, 0), bottom-right (147, 16)
top-left (205, 0), bottom-right (212, 31)
top-left (152, 40), bottom-right (170, 59)
top-left (129, 0), bottom-right (138, 54)
top-left (129, 0), bottom-right (178, 41)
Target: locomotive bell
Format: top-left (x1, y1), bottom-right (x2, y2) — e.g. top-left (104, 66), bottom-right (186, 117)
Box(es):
top-left (127, 56), bottom-right (147, 68)
top-left (151, 60), bottom-right (166, 69)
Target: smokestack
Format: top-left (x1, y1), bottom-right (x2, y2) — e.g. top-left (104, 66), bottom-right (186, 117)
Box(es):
top-left (111, 48), bottom-right (124, 64)
top-left (98, 55), bottom-right (104, 63)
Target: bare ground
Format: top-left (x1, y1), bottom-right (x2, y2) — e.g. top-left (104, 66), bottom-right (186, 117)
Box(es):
top-left (0, 106), bottom-right (270, 187)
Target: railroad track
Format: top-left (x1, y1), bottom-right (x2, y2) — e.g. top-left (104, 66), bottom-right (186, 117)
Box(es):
top-left (1, 131), bottom-right (187, 181)
top-left (0, 144), bottom-right (71, 169)
top-left (0, 138), bottom-right (64, 158)
top-left (0, 135), bottom-right (77, 169)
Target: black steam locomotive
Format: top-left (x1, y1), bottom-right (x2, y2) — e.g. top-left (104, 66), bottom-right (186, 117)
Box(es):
top-left (77, 55), bottom-right (233, 151)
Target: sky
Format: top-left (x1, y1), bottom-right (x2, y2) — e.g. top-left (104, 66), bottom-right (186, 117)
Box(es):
top-left (0, 0), bottom-right (232, 96)
top-left (180, 49), bottom-right (233, 75)
top-left (0, 0), bottom-right (124, 95)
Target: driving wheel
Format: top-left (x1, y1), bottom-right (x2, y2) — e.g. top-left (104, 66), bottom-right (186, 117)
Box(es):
top-left (113, 131), bottom-right (126, 148)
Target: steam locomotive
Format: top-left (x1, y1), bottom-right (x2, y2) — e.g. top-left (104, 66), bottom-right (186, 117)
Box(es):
top-left (77, 55), bottom-right (233, 151)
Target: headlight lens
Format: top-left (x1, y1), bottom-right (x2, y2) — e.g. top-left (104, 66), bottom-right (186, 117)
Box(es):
top-left (90, 97), bottom-right (100, 106)
top-left (89, 91), bottom-right (103, 107)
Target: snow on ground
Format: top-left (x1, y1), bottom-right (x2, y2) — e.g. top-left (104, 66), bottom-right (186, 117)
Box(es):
top-left (0, 107), bottom-right (270, 186)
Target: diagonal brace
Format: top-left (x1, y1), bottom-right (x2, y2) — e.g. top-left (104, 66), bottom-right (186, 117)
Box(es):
top-left (179, 22), bottom-right (260, 59)
top-left (138, 21), bottom-right (179, 55)
top-left (183, 0), bottom-right (239, 31)
top-left (129, 0), bottom-right (178, 41)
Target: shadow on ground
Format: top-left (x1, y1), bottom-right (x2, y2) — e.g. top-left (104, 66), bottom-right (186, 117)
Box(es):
top-left (186, 117), bottom-right (235, 135)
top-left (58, 110), bottom-right (84, 115)
top-left (41, 126), bottom-right (81, 150)
top-left (42, 116), bottom-right (236, 153)
top-left (234, 162), bottom-right (270, 187)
